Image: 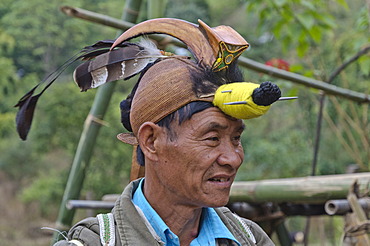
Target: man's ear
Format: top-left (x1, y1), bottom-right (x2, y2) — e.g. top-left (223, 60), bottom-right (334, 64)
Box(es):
top-left (137, 122), bottom-right (162, 162)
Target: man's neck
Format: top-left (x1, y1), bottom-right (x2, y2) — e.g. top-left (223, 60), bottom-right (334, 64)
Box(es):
top-left (143, 179), bottom-right (203, 245)
top-left (160, 205), bottom-right (202, 245)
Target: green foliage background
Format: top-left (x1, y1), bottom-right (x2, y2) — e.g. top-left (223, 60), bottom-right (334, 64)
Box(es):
top-left (0, 0), bottom-right (369, 243)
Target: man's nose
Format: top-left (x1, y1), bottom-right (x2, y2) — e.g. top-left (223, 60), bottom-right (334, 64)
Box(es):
top-left (217, 141), bottom-right (243, 168)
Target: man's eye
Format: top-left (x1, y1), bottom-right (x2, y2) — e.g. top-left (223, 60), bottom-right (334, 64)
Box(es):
top-left (207, 137), bottom-right (219, 141)
top-left (232, 136), bottom-right (241, 143)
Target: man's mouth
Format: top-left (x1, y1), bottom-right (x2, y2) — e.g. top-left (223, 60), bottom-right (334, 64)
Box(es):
top-left (208, 177), bottom-right (230, 182)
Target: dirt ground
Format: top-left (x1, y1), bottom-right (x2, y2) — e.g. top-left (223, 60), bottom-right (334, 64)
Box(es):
top-left (0, 171), bottom-right (53, 246)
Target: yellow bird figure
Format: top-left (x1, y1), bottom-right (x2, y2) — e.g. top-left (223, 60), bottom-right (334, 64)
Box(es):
top-left (213, 81), bottom-right (294, 119)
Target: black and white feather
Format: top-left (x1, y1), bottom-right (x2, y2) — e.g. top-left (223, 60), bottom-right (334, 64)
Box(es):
top-left (15, 39), bottom-right (167, 140)
top-left (74, 39), bottom-right (166, 91)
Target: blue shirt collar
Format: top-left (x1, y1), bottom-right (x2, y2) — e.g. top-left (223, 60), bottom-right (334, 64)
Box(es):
top-left (132, 178), bottom-right (240, 246)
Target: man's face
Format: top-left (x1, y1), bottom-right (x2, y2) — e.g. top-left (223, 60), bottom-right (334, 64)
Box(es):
top-left (154, 107), bottom-right (245, 208)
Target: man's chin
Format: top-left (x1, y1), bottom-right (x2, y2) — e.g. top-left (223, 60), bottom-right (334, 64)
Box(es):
top-left (206, 195), bottom-right (230, 208)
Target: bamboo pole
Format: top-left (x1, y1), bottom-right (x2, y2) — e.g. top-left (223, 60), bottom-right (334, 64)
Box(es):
top-left (275, 222), bottom-right (293, 246)
top-left (325, 198), bottom-right (370, 215)
top-left (60, 6), bottom-right (134, 31)
top-left (147, 0), bottom-right (168, 19)
top-left (64, 173), bottom-right (370, 208)
top-left (237, 57), bottom-right (369, 103)
top-left (229, 173), bottom-right (370, 204)
top-left (60, 6), bottom-right (181, 46)
top-left (60, 5), bottom-right (369, 104)
top-left (345, 182), bottom-right (370, 245)
top-left (53, 0), bottom-right (143, 240)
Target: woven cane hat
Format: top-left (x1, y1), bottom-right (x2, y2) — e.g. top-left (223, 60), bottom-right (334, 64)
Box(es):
top-left (112, 18), bottom-right (251, 144)
top-left (130, 58), bottom-right (214, 134)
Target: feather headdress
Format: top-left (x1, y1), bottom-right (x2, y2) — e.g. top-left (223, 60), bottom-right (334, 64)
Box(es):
top-left (15, 39), bottom-right (172, 140)
top-left (15, 18), bottom-right (294, 141)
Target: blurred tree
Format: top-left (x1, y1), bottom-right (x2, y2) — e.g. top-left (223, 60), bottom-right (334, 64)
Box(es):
top-left (244, 0), bottom-right (344, 57)
top-left (237, 0), bottom-right (369, 176)
top-left (165, 0), bottom-right (211, 23)
top-left (1, 0), bottom-right (124, 75)
top-left (0, 0), bottom-right (134, 216)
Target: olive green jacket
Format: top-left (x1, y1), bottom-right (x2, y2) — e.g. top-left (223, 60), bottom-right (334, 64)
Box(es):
top-left (54, 179), bottom-right (274, 246)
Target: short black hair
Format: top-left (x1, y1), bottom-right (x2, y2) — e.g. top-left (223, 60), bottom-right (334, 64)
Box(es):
top-left (136, 101), bottom-right (214, 166)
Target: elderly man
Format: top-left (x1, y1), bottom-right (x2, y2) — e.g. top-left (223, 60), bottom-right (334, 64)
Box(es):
top-left (16, 18), bottom-right (278, 245)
